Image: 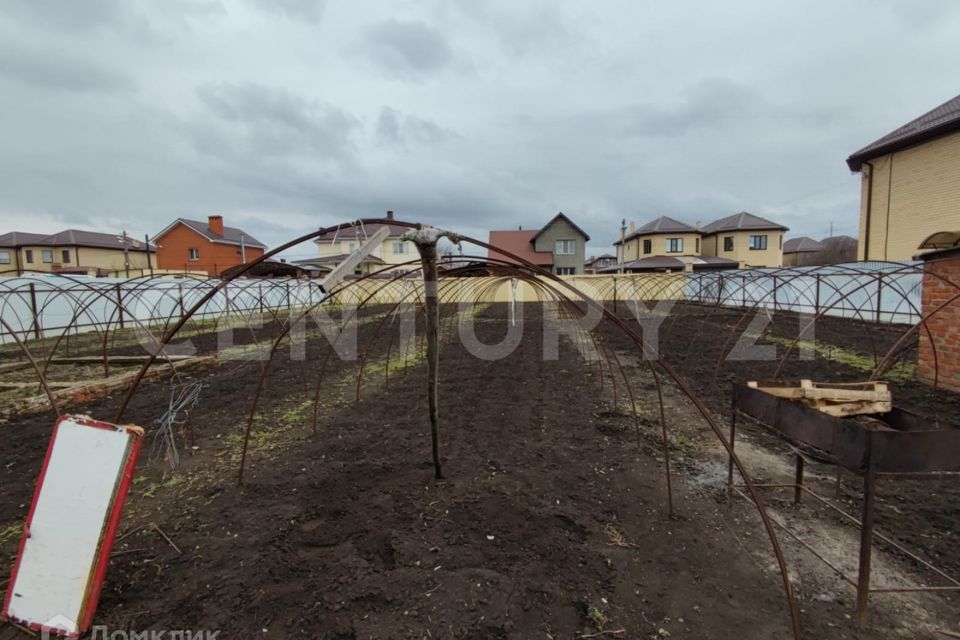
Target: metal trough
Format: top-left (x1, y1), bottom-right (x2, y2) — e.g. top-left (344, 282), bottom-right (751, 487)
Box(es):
top-left (729, 380), bottom-right (960, 625)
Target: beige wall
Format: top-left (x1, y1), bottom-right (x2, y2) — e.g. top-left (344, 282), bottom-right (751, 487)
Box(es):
top-left (856, 129), bottom-right (960, 261)
top-left (619, 232), bottom-right (702, 261)
top-left (332, 273), bottom-right (686, 306)
top-left (701, 230), bottom-right (783, 267)
top-left (14, 245), bottom-right (153, 273)
top-left (317, 237), bottom-right (418, 271)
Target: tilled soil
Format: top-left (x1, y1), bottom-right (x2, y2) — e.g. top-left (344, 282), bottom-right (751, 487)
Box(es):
top-left (0, 302), bottom-right (957, 639)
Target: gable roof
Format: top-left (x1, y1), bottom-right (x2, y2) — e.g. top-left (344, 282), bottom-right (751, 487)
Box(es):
top-left (530, 212), bottom-right (591, 243)
top-left (783, 236), bottom-right (826, 254)
top-left (700, 211), bottom-right (788, 234)
top-left (0, 230), bottom-right (154, 251)
top-left (154, 218), bottom-right (267, 248)
top-left (487, 230), bottom-right (553, 267)
top-left (312, 222), bottom-right (409, 244)
top-left (847, 93), bottom-right (960, 171)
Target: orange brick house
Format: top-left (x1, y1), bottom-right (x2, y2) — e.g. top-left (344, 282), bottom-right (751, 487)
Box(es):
top-left (153, 215), bottom-right (267, 276)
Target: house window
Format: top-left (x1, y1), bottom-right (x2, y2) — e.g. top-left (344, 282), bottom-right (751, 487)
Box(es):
top-left (749, 235), bottom-right (768, 250)
top-left (666, 238), bottom-right (683, 253)
top-left (695, 238), bottom-right (700, 253)
top-left (42, 249), bottom-right (53, 263)
top-left (188, 248), bottom-right (200, 261)
top-left (556, 267), bottom-right (576, 275)
top-left (723, 236), bottom-right (734, 252)
top-left (779, 235), bottom-right (783, 249)
top-left (643, 239), bottom-right (652, 254)
top-left (392, 241), bottom-right (409, 255)
top-left (61, 250), bottom-right (71, 263)
top-left (348, 243), bottom-right (357, 253)
top-left (25, 249), bottom-right (34, 263)
top-left (0, 250), bottom-right (10, 265)
top-left (555, 239), bottom-right (576, 255)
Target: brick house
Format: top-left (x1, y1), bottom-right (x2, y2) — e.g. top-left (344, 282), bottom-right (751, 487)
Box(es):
top-left (916, 232), bottom-right (960, 392)
top-left (847, 93), bottom-right (960, 261)
top-left (153, 215), bottom-right (267, 276)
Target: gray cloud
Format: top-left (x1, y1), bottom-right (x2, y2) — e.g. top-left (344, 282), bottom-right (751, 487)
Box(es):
top-left (375, 107), bottom-right (458, 148)
top-left (0, 41), bottom-right (136, 93)
top-left (193, 83), bottom-right (359, 161)
top-left (353, 19), bottom-right (454, 80)
top-left (0, 1), bottom-right (958, 255)
top-left (247, 0), bottom-right (326, 23)
top-left (2, 0), bottom-right (127, 33)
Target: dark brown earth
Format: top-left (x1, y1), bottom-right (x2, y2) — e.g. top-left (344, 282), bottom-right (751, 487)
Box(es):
top-left (0, 301), bottom-right (957, 639)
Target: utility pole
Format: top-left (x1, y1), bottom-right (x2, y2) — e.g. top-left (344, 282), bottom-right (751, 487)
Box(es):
top-left (120, 230), bottom-right (130, 278)
top-left (145, 233), bottom-right (153, 275)
top-left (240, 232), bottom-right (247, 263)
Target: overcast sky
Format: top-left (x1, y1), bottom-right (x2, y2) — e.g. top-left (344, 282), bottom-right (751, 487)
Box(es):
top-left (1, 1), bottom-right (958, 259)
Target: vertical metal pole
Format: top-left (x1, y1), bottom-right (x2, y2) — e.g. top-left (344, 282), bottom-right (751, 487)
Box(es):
top-left (121, 230), bottom-right (130, 278)
top-left (772, 275), bottom-right (778, 312)
top-left (613, 276), bottom-right (618, 313)
top-left (815, 274), bottom-right (821, 315)
top-left (875, 273), bottom-right (883, 324)
top-left (416, 239), bottom-right (443, 480)
top-left (793, 454), bottom-right (804, 504)
top-left (856, 439), bottom-right (877, 626)
top-left (29, 282), bottom-right (41, 340)
top-left (115, 283), bottom-right (125, 328)
top-left (145, 233), bottom-right (154, 276)
top-left (178, 282), bottom-right (186, 317)
top-left (727, 395), bottom-right (737, 500)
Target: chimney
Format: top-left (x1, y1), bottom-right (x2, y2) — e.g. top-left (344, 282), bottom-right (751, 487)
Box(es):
top-left (208, 215), bottom-right (225, 236)
top-left (386, 210), bottom-right (394, 220)
top-left (695, 220), bottom-right (701, 231)
top-left (629, 221), bottom-right (635, 234)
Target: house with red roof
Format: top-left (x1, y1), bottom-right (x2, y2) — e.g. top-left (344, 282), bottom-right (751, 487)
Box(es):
top-left (487, 212), bottom-right (591, 275)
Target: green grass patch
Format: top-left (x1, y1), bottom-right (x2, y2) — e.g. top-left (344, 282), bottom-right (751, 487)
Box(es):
top-left (763, 335), bottom-right (915, 382)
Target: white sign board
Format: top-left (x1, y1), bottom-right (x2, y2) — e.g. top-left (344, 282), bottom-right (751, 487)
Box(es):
top-left (2, 416), bottom-right (142, 637)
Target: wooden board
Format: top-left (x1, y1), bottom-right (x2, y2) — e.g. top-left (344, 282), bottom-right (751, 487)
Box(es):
top-left (1, 415), bottom-right (142, 637)
top-left (747, 379), bottom-right (892, 417)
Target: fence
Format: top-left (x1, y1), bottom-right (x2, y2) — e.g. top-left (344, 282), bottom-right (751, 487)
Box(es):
top-left (0, 275), bottom-right (326, 344)
top-left (0, 262), bottom-right (925, 344)
top-left (683, 262), bottom-right (922, 324)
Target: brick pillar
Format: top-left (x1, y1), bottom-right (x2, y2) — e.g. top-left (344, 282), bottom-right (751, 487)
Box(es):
top-left (917, 254), bottom-right (960, 391)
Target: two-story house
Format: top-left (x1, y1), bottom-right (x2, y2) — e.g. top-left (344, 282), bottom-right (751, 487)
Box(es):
top-left (303, 211), bottom-right (417, 276)
top-left (610, 212), bottom-right (785, 272)
top-left (0, 229), bottom-right (156, 276)
top-left (847, 93), bottom-right (960, 261)
top-left (699, 212), bottom-right (787, 268)
top-left (487, 212), bottom-right (591, 275)
top-left (153, 215), bottom-right (266, 276)
top-left (614, 216), bottom-right (702, 263)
